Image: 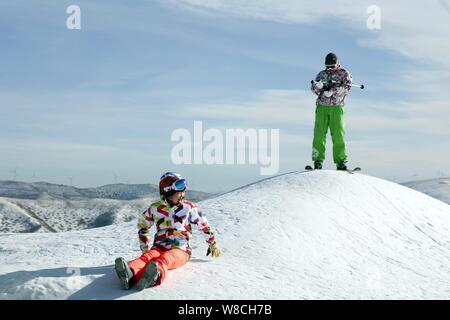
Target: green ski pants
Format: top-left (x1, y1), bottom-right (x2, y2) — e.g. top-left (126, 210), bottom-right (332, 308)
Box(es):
top-left (312, 104), bottom-right (347, 164)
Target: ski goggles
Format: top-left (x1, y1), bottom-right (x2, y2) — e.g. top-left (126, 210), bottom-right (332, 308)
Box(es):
top-left (163, 179), bottom-right (188, 193)
top-left (325, 63), bottom-right (340, 70)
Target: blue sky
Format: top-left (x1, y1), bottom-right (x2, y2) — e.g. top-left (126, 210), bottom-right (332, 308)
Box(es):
top-left (1, 0), bottom-right (449, 192)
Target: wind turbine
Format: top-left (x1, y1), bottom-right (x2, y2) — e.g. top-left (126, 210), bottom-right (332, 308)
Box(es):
top-left (11, 168), bottom-right (18, 181)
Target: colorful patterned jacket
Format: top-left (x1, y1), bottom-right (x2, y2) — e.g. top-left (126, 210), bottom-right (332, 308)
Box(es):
top-left (311, 66), bottom-right (352, 106)
top-left (137, 198), bottom-right (216, 255)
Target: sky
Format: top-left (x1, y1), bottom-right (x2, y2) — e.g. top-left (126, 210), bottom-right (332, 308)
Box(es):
top-left (1, 0), bottom-right (449, 193)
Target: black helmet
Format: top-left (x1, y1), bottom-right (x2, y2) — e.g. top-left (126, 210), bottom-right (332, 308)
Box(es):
top-left (325, 52), bottom-right (337, 68)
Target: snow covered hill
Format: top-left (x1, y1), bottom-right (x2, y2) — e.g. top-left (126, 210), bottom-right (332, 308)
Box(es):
top-left (0, 181), bottom-right (212, 233)
top-left (0, 180), bottom-right (211, 201)
top-left (402, 177), bottom-right (450, 205)
top-left (0, 197), bottom-right (150, 233)
top-left (1, 170), bottom-right (450, 299)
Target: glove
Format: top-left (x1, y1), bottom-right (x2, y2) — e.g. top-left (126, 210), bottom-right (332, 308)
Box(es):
top-left (323, 90), bottom-right (333, 98)
top-left (322, 82), bottom-right (332, 91)
top-left (206, 241), bottom-right (221, 257)
top-left (313, 80), bottom-right (324, 90)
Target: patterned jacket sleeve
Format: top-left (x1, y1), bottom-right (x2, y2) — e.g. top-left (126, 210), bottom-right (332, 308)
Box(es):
top-left (189, 205), bottom-right (216, 245)
top-left (311, 71), bottom-right (324, 95)
top-left (137, 207), bottom-right (154, 252)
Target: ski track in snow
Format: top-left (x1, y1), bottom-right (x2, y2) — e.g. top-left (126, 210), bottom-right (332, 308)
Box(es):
top-left (1, 171), bottom-right (450, 299)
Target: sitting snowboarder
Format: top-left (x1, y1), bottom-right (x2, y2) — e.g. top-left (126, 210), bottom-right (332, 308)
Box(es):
top-left (310, 52), bottom-right (353, 171)
top-left (114, 172), bottom-right (220, 290)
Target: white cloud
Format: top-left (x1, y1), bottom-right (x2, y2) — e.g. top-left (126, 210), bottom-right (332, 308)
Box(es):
top-left (183, 89), bottom-right (314, 126)
top-left (166, 0), bottom-right (364, 25)
top-left (0, 139), bottom-right (117, 153)
top-left (0, 139), bottom-right (118, 169)
top-left (168, 0), bottom-right (450, 69)
top-left (181, 89), bottom-right (450, 137)
top-left (347, 98), bottom-right (450, 136)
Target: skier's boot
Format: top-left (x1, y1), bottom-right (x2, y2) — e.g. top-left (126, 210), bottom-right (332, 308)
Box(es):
top-left (115, 257), bottom-right (135, 290)
top-left (136, 261), bottom-right (160, 291)
top-left (336, 161), bottom-right (348, 171)
top-left (314, 161), bottom-right (323, 170)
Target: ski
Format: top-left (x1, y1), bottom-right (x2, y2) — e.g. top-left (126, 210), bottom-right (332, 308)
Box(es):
top-left (305, 165), bottom-right (361, 172)
top-left (342, 167), bottom-right (361, 174)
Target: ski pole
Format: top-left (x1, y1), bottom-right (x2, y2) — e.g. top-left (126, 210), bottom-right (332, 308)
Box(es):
top-left (311, 80), bottom-right (364, 89)
top-left (351, 83), bottom-right (364, 89)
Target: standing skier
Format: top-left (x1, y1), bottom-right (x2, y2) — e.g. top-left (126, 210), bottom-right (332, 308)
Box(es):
top-left (114, 172), bottom-right (220, 290)
top-left (310, 52), bottom-right (353, 170)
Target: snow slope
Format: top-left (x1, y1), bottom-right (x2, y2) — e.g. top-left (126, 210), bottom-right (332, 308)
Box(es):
top-left (0, 198), bottom-right (42, 233)
top-left (0, 197), bottom-right (149, 233)
top-left (1, 170), bottom-right (450, 299)
top-left (402, 177), bottom-right (450, 205)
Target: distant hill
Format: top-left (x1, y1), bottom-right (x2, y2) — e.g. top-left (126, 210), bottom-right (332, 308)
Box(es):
top-left (0, 180), bottom-right (213, 233)
top-left (0, 180), bottom-right (210, 201)
top-left (401, 177), bottom-right (450, 205)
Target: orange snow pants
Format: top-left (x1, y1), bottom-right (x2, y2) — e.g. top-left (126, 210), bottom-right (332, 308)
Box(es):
top-left (128, 247), bottom-right (190, 285)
